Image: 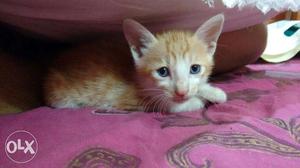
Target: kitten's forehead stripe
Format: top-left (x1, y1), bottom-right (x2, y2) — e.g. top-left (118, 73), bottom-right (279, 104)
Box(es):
top-left (141, 30), bottom-right (213, 78)
top-left (157, 31), bottom-right (208, 62)
top-left (157, 31), bottom-right (203, 58)
top-left (183, 36), bottom-right (189, 57)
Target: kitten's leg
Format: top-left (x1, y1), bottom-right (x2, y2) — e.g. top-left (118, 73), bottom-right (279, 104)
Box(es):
top-left (50, 99), bottom-right (80, 108)
top-left (197, 84), bottom-right (227, 103)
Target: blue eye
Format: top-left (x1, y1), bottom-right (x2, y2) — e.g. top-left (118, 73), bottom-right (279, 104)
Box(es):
top-left (190, 64), bottom-right (201, 74)
top-left (157, 67), bottom-right (169, 77)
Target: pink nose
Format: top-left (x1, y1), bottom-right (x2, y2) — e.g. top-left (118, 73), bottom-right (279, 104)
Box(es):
top-left (175, 90), bottom-right (187, 98)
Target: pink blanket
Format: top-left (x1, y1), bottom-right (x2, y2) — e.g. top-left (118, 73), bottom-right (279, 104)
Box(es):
top-left (1, 59), bottom-right (300, 167)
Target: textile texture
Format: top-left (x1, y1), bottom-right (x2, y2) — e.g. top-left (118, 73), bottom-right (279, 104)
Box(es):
top-left (1, 58), bottom-right (300, 167)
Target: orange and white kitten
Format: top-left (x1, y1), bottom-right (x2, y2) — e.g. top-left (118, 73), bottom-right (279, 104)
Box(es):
top-left (44, 14), bottom-right (227, 113)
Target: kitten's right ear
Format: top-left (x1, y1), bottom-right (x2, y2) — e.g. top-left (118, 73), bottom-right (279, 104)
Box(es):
top-left (123, 19), bottom-right (157, 62)
top-left (194, 14), bottom-right (224, 56)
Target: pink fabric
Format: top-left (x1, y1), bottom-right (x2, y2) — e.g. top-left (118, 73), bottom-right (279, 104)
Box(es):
top-left (0, 0), bottom-right (276, 40)
top-left (1, 59), bottom-right (300, 167)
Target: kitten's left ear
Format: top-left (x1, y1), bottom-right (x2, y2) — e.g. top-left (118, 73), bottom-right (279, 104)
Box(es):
top-left (123, 19), bottom-right (157, 62)
top-left (194, 14), bottom-right (224, 56)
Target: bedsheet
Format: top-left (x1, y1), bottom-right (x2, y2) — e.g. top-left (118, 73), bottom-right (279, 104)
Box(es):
top-left (1, 59), bottom-right (300, 168)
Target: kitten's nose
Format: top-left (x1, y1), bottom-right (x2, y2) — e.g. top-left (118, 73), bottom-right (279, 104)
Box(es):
top-left (175, 90), bottom-right (187, 98)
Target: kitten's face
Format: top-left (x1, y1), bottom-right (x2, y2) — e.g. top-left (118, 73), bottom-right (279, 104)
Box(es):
top-left (136, 32), bottom-right (213, 103)
top-left (123, 14), bottom-right (224, 112)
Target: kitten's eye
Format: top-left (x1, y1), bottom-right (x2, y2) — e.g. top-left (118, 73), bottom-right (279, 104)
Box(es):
top-left (190, 64), bottom-right (201, 74)
top-left (156, 67), bottom-right (169, 77)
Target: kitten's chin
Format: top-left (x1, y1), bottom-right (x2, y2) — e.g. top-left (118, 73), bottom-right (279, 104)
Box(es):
top-left (169, 97), bottom-right (204, 113)
top-left (172, 97), bottom-right (189, 103)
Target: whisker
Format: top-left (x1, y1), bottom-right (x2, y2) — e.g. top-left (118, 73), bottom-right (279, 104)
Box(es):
top-left (138, 88), bottom-right (163, 92)
top-left (138, 88), bottom-right (164, 110)
top-left (142, 94), bottom-right (160, 112)
top-left (154, 95), bottom-right (165, 113)
top-left (144, 94), bottom-right (165, 112)
top-left (138, 95), bottom-right (152, 107)
top-left (152, 97), bottom-right (160, 113)
top-left (161, 97), bottom-right (169, 115)
top-left (154, 95), bottom-right (166, 117)
top-left (151, 94), bottom-right (165, 112)
top-left (158, 97), bottom-right (164, 114)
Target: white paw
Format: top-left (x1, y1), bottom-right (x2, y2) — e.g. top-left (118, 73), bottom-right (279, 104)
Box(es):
top-left (212, 88), bottom-right (227, 103)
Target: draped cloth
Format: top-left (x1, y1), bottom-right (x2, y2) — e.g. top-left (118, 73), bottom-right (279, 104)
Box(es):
top-left (0, 0), bottom-right (277, 40)
top-left (220, 0), bottom-right (300, 14)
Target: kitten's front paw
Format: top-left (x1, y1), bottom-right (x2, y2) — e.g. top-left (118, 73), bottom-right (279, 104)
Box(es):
top-left (212, 88), bottom-right (227, 103)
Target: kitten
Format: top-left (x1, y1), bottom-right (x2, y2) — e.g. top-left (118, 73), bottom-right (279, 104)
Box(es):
top-left (44, 14), bottom-right (227, 113)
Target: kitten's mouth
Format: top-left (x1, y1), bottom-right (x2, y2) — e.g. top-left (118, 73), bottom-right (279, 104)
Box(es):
top-left (172, 97), bottom-right (189, 103)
